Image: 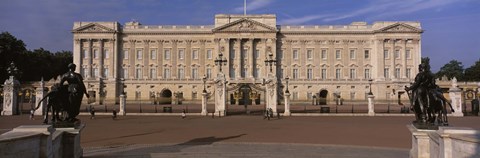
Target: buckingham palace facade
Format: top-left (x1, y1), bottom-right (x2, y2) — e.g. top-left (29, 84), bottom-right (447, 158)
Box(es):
top-left (72, 14), bottom-right (422, 105)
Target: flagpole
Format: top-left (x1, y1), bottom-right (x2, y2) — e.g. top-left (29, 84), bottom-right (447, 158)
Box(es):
top-left (244, 0), bottom-right (246, 15)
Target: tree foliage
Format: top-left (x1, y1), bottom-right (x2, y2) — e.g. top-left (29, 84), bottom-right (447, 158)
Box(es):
top-left (464, 58), bottom-right (480, 81)
top-left (435, 60), bottom-right (465, 81)
top-left (0, 32), bottom-right (72, 82)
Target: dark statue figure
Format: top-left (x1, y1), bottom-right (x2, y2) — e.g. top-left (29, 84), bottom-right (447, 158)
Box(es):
top-left (35, 63), bottom-right (89, 126)
top-left (405, 59), bottom-right (454, 129)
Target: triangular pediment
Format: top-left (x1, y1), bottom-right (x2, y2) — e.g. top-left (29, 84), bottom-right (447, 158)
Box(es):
top-left (213, 18), bottom-right (277, 33)
top-left (73, 23), bottom-right (116, 33)
top-left (377, 23), bottom-right (423, 33)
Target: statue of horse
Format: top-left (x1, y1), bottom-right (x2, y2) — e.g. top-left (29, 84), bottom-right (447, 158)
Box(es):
top-left (34, 83), bottom-right (69, 124)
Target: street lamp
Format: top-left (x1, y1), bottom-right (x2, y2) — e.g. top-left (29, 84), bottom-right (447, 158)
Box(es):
top-left (285, 76), bottom-right (290, 94)
top-left (368, 79), bottom-right (373, 95)
top-left (264, 53), bottom-right (277, 73)
top-left (120, 78), bottom-right (126, 95)
top-left (214, 52), bottom-right (228, 72)
top-left (202, 75), bottom-right (207, 93)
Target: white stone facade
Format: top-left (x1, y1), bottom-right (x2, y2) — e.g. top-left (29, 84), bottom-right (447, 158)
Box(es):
top-left (72, 14), bottom-right (422, 105)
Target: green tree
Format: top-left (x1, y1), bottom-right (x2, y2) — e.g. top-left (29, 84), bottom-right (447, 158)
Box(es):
top-left (464, 58), bottom-right (480, 81)
top-left (0, 32), bottom-right (27, 82)
top-left (435, 60), bottom-right (465, 81)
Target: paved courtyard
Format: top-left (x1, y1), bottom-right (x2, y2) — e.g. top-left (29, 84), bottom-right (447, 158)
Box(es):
top-left (2, 114), bottom-right (480, 157)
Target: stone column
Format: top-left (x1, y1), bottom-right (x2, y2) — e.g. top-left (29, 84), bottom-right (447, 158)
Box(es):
top-left (368, 94), bottom-right (375, 116)
top-left (236, 39), bottom-right (242, 79)
top-left (214, 73), bottom-right (227, 116)
top-left (129, 39), bottom-right (136, 79)
top-left (449, 78), bottom-right (463, 117)
top-left (73, 39), bottom-right (82, 73)
top-left (201, 92), bottom-right (208, 115)
top-left (199, 40), bottom-right (206, 76)
top-left (265, 73), bottom-right (278, 114)
top-left (143, 40), bottom-right (150, 79)
top-left (157, 40), bottom-right (164, 79)
top-left (171, 40), bottom-right (178, 79)
top-left (99, 39), bottom-right (104, 78)
top-left (284, 92), bottom-right (291, 116)
top-left (300, 40), bottom-right (307, 78)
top-left (186, 40), bottom-right (192, 79)
top-left (87, 39), bottom-right (93, 79)
top-left (2, 76), bottom-right (20, 115)
top-left (34, 79), bottom-right (46, 116)
top-left (119, 94), bottom-right (126, 116)
top-left (249, 38), bottom-right (254, 78)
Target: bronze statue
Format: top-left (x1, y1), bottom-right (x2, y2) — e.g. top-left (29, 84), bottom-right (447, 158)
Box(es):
top-left (60, 63), bottom-right (89, 122)
top-left (35, 83), bottom-right (68, 124)
top-left (405, 59), bottom-right (453, 129)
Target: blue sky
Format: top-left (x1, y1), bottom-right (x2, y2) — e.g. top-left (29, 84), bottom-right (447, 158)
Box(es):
top-left (1, 0), bottom-right (479, 71)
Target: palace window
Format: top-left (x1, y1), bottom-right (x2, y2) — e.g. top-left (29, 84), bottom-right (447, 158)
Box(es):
top-left (279, 49), bottom-right (284, 59)
top-left (81, 68), bottom-right (87, 78)
top-left (163, 68), bottom-right (170, 79)
top-left (192, 49), bottom-right (199, 59)
top-left (406, 68), bottom-right (412, 78)
top-left (293, 49), bottom-right (299, 59)
top-left (122, 68), bottom-right (128, 79)
top-left (135, 91), bottom-right (141, 100)
top-left (350, 50), bottom-right (356, 59)
top-left (242, 48), bottom-right (248, 59)
top-left (164, 49), bottom-right (171, 60)
top-left (307, 92), bottom-right (312, 100)
top-left (279, 68), bottom-right (283, 79)
top-left (150, 68), bottom-right (157, 79)
top-left (178, 49), bottom-right (185, 59)
top-left (123, 49), bottom-right (129, 59)
top-left (350, 92), bottom-right (355, 100)
top-left (254, 68), bottom-right (260, 78)
top-left (192, 68), bottom-right (198, 79)
top-left (384, 50), bottom-right (389, 59)
top-left (178, 68), bottom-right (185, 79)
top-left (364, 69), bottom-right (370, 79)
top-left (384, 68), bottom-right (390, 79)
top-left (243, 68), bottom-right (248, 78)
top-left (335, 68), bottom-right (341, 79)
top-left (321, 50), bottom-right (327, 59)
top-left (335, 50), bottom-right (341, 59)
top-left (364, 50), bottom-right (370, 59)
top-left (230, 68), bottom-right (235, 78)
top-left (307, 68), bottom-right (313, 80)
top-left (206, 49), bottom-right (212, 59)
top-left (135, 68), bottom-right (142, 79)
top-left (293, 92), bottom-right (298, 100)
top-left (395, 50), bottom-right (400, 59)
top-left (136, 49), bottom-right (143, 60)
top-left (93, 49), bottom-right (98, 59)
top-left (255, 49), bottom-right (260, 59)
top-left (206, 68), bottom-right (212, 79)
top-left (395, 68), bottom-right (401, 78)
top-left (231, 49), bottom-right (236, 59)
top-left (103, 68), bottom-right (108, 78)
top-left (150, 49), bottom-right (157, 60)
top-left (104, 49), bottom-right (109, 59)
top-left (93, 68), bottom-right (99, 78)
top-left (321, 69), bottom-right (327, 79)
top-left (293, 68), bottom-right (298, 79)
top-left (406, 49), bottom-right (411, 59)
top-left (82, 49), bottom-right (88, 59)
top-left (350, 69), bottom-right (356, 79)
top-left (307, 49), bottom-right (313, 59)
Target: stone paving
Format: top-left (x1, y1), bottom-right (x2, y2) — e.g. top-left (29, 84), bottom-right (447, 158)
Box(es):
top-left (2, 114), bottom-right (480, 157)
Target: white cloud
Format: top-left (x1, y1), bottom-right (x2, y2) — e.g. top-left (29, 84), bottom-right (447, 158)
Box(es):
top-left (233, 0), bottom-right (274, 13)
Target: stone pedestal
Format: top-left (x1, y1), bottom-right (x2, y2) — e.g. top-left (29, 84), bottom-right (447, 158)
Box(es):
top-left (34, 79), bottom-right (46, 116)
top-left (56, 124), bottom-right (85, 158)
top-left (201, 92), bottom-right (208, 115)
top-left (2, 76), bottom-right (20, 115)
top-left (214, 73), bottom-right (227, 116)
top-left (449, 87), bottom-right (463, 117)
top-left (284, 92), bottom-right (291, 116)
top-left (408, 124), bottom-right (436, 158)
top-left (367, 94), bottom-right (375, 116)
top-left (265, 73), bottom-right (278, 115)
top-left (119, 94), bottom-right (126, 116)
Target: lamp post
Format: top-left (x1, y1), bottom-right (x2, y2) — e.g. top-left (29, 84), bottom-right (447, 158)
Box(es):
top-left (214, 52), bottom-right (228, 73)
top-left (368, 79), bottom-right (373, 95)
top-left (202, 75), bottom-right (207, 93)
top-left (285, 76), bottom-right (290, 94)
top-left (264, 53), bottom-right (277, 73)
